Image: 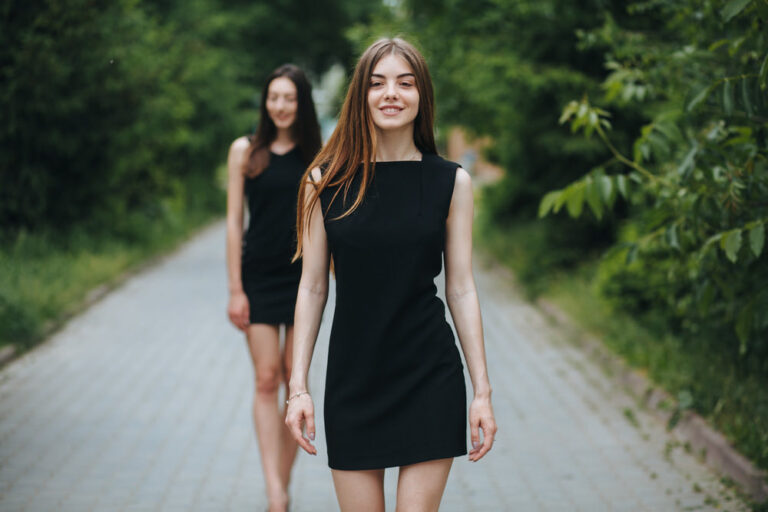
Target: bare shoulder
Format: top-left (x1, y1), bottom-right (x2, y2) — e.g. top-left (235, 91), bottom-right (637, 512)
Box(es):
top-left (309, 166), bottom-right (323, 183)
top-left (453, 167), bottom-right (473, 198)
top-left (229, 136), bottom-right (250, 160)
top-left (227, 137), bottom-right (251, 178)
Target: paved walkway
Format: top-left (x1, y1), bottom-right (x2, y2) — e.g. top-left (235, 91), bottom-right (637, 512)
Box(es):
top-left (0, 222), bottom-right (749, 511)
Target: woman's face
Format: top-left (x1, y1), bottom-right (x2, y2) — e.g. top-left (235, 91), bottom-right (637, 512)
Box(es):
top-left (266, 77), bottom-right (298, 130)
top-left (367, 54), bottom-right (419, 132)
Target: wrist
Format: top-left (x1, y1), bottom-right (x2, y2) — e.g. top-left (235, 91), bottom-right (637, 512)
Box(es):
top-left (289, 381), bottom-right (308, 395)
top-left (229, 287), bottom-right (244, 295)
top-left (473, 385), bottom-right (492, 400)
top-left (286, 390), bottom-right (310, 403)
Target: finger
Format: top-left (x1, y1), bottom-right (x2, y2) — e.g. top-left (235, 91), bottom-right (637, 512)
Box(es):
top-left (474, 422), bottom-right (497, 461)
top-left (288, 413), bottom-right (316, 455)
top-left (287, 416), bottom-right (305, 445)
top-left (470, 418), bottom-right (480, 452)
top-left (306, 411), bottom-right (316, 442)
top-left (297, 433), bottom-right (315, 454)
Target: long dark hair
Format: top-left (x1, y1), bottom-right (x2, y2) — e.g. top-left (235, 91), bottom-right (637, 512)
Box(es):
top-left (245, 64), bottom-right (321, 177)
top-left (294, 38), bottom-right (436, 260)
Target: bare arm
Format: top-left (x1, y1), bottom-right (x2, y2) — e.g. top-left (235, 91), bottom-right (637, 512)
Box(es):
top-left (444, 167), bottom-right (497, 461)
top-left (225, 137), bottom-right (250, 331)
top-left (286, 167), bottom-right (330, 455)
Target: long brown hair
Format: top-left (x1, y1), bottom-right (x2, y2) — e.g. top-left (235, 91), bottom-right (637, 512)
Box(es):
top-left (245, 64), bottom-right (321, 177)
top-left (293, 38), bottom-right (437, 260)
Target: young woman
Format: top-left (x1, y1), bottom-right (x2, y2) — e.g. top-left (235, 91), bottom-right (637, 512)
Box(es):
top-left (285, 39), bottom-right (497, 511)
top-left (225, 64), bottom-right (321, 512)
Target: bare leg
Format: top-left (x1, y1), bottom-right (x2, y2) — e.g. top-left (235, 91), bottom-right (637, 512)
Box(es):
top-left (246, 323), bottom-right (288, 512)
top-left (278, 325), bottom-right (299, 490)
top-left (395, 458), bottom-right (453, 512)
top-left (331, 468), bottom-right (386, 512)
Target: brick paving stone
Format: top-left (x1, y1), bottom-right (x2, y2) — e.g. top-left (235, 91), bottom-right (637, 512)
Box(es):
top-left (0, 221), bottom-right (751, 511)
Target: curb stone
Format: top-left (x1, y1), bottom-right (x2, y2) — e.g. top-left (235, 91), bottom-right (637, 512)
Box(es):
top-left (0, 345), bottom-right (15, 367)
top-left (536, 297), bottom-right (768, 505)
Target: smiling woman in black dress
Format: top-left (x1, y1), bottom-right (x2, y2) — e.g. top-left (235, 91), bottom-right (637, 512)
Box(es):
top-left (285, 39), bottom-right (497, 511)
top-left (225, 64), bottom-right (320, 512)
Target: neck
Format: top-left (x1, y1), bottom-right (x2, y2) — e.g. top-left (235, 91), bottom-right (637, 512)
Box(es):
top-left (271, 128), bottom-right (295, 151)
top-left (374, 124), bottom-right (419, 161)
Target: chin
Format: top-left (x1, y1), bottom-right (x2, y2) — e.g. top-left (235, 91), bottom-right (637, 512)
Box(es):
top-left (374, 117), bottom-right (414, 131)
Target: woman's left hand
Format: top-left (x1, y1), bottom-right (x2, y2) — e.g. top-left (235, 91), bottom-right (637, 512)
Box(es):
top-left (468, 395), bottom-right (497, 462)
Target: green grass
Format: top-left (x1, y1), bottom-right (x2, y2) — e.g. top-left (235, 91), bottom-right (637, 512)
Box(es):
top-left (474, 201), bottom-right (768, 489)
top-left (0, 175), bottom-right (223, 349)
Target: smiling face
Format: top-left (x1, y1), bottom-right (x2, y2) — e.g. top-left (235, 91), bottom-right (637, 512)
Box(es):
top-left (266, 76), bottom-right (298, 130)
top-left (367, 53), bottom-right (420, 133)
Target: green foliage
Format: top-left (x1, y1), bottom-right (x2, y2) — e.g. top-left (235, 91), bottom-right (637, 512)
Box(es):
top-left (477, 209), bottom-right (768, 473)
top-left (0, 0), bottom-right (377, 346)
top-left (0, 0), bottom-right (376, 233)
top-left (0, 174), bottom-right (222, 347)
top-left (405, 0), bottom-right (622, 215)
top-left (539, 1), bottom-right (768, 356)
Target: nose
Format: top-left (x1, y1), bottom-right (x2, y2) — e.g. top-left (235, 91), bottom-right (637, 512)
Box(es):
top-left (384, 80), bottom-right (398, 100)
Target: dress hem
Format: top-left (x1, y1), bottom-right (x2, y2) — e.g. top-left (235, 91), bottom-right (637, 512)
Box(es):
top-left (327, 447), bottom-right (467, 471)
top-left (248, 319), bottom-right (295, 326)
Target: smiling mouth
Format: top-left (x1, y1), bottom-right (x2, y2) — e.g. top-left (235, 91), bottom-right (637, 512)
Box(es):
top-left (380, 106), bottom-right (403, 115)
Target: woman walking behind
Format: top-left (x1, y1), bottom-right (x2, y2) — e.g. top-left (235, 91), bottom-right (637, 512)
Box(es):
top-left (286, 38), bottom-right (497, 511)
top-left (226, 64), bottom-right (321, 512)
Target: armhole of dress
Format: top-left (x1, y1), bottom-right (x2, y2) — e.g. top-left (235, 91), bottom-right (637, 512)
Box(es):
top-left (443, 163), bottom-right (460, 221)
top-left (311, 166), bottom-right (327, 215)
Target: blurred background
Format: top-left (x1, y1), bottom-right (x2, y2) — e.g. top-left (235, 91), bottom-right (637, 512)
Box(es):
top-left (1, 0), bottom-right (766, 490)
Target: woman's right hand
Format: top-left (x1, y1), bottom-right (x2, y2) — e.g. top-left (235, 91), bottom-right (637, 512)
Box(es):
top-left (227, 291), bottom-right (250, 331)
top-left (285, 393), bottom-right (317, 455)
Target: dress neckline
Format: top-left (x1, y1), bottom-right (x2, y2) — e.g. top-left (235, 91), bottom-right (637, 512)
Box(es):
top-left (370, 153), bottom-right (430, 165)
top-left (270, 146), bottom-right (298, 157)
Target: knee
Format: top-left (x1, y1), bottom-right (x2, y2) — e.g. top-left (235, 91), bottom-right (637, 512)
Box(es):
top-left (255, 366), bottom-right (281, 396)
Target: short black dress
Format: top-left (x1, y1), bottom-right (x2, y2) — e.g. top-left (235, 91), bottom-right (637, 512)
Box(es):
top-left (241, 147), bottom-right (304, 325)
top-left (319, 153), bottom-right (467, 470)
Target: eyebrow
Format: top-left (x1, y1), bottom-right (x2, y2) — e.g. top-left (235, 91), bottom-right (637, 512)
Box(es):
top-left (371, 73), bottom-right (415, 78)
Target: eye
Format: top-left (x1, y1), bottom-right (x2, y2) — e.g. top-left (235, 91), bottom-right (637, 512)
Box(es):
top-left (400, 81), bottom-right (414, 87)
top-left (369, 80), bottom-right (383, 88)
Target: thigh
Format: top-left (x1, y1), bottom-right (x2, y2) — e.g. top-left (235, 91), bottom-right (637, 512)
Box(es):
top-left (282, 325), bottom-right (294, 380)
top-left (245, 323), bottom-right (281, 373)
top-left (331, 468), bottom-right (385, 512)
top-left (396, 458), bottom-right (453, 512)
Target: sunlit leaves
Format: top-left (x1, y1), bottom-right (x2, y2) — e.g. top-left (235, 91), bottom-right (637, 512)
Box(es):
top-left (741, 78), bottom-right (754, 116)
top-left (538, 171), bottom-right (628, 221)
top-left (719, 0), bottom-right (753, 22)
top-left (750, 225), bottom-right (765, 257)
top-left (559, 98), bottom-right (611, 138)
top-left (616, 174), bottom-right (629, 199)
top-left (722, 230), bottom-right (743, 263)
top-left (686, 85), bottom-right (712, 112)
top-left (722, 79), bottom-right (734, 116)
top-left (542, 1), bottom-right (768, 351)
top-left (602, 61), bottom-right (653, 103)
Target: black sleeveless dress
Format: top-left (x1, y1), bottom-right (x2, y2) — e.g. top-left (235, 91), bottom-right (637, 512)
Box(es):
top-left (241, 147), bottom-right (304, 325)
top-left (319, 153), bottom-right (467, 470)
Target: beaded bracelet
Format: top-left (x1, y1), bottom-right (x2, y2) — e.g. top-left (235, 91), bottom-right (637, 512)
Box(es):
top-left (285, 391), bottom-right (310, 405)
